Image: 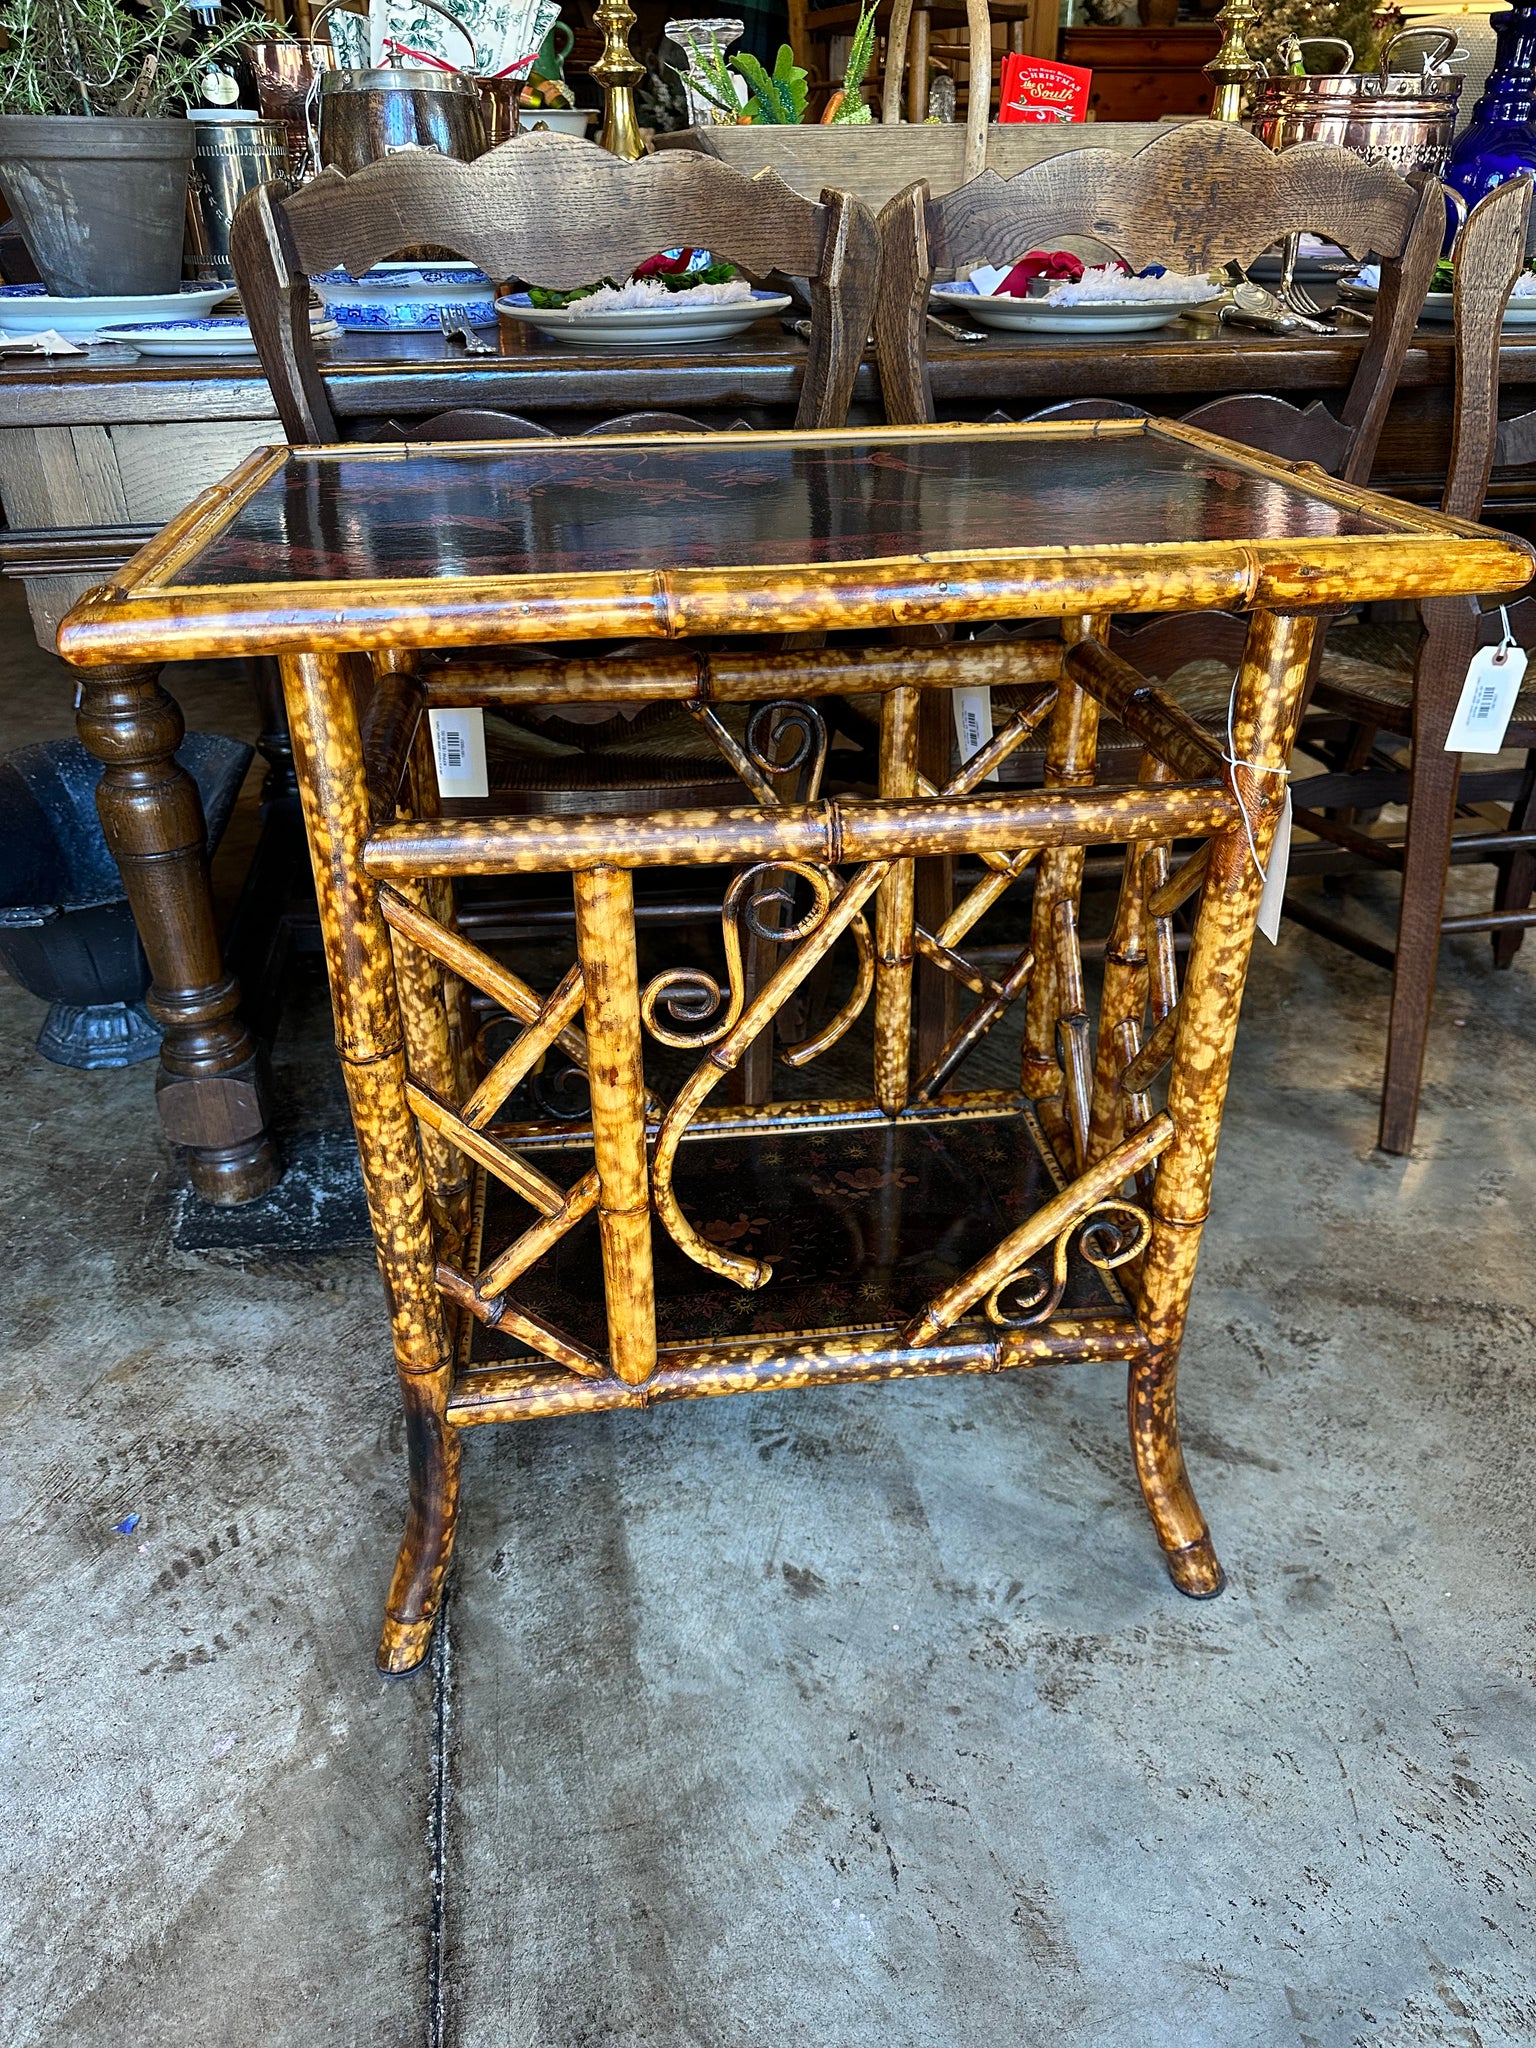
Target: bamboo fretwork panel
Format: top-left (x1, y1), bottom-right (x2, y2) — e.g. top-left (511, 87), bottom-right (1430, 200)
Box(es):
top-left (362, 619), bottom-right (1300, 1401)
top-left (277, 603), bottom-right (1315, 1671)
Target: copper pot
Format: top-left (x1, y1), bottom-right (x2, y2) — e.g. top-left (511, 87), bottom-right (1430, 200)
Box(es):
top-left (473, 75), bottom-right (524, 149)
top-left (1249, 31), bottom-right (1463, 178)
top-left (247, 38), bottom-right (336, 179)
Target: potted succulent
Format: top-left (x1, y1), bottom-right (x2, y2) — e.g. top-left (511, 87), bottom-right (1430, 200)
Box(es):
top-left (0, 0), bottom-right (254, 295)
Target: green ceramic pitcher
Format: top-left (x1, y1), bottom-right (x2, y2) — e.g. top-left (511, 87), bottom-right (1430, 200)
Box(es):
top-left (534, 17), bottom-right (573, 81)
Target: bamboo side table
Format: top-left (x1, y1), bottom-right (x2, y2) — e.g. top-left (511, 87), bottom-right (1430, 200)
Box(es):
top-left (59, 417), bottom-right (1534, 1673)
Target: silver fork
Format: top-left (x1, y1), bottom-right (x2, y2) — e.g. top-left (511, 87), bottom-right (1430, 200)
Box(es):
top-left (438, 308), bottom-right (495, 355)
top-left (1276, 234), bottom-right (1334, 322)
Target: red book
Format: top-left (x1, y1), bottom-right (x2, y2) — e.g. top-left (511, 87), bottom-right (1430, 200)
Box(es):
top-left (997, 53), bottom-right (1092, 124)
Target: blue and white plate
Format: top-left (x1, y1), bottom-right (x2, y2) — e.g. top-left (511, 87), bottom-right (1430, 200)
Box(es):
top-left (495, 287), bottom-right (792, 350)
top-left (312, 261), bottom-right (499, 331)
top-left (95, 314), bottom-right (339, 358)
top-left (0, 283), bottom-right (233, 339)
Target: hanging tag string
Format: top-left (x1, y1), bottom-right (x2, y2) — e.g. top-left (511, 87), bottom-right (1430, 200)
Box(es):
top-left (1495, 603), bottom-right (1517, 662)
top-left (1223, 671), bottom-right (1289, 885)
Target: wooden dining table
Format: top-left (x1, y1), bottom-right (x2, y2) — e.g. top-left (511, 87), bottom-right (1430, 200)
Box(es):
top-left (15, 314), bottom-right (1536, 1205)
top-left (52, 415), bottom-right (1534, 1669)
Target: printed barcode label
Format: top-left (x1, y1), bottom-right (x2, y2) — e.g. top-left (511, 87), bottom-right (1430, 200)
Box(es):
top-left (952, 686), bottom-right (998, 782)
top-left (1446, 643), bottom-right (1526, 755)
top-left (427, 707), bottom-right (489, 799)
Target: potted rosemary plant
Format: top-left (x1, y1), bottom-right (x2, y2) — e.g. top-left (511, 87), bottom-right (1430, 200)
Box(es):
top-left (0, 0), bottom-right (254, 296)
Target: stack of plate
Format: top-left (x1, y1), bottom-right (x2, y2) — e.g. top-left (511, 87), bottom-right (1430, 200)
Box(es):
top-left (0, 283), bottom-right (235, 340)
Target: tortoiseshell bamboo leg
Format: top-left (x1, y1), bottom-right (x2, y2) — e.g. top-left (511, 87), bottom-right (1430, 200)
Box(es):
top-left (573, 864), bottom-right (656, 1385)
top-left (387, 729), bottom-right (473, 1256)
top-left (914, 689), bottom-right (958, 1070)
top-left (280, 651), bottom-right (459, 1675)
top-left (1132, 610), bottom-right (1316, 1598)
top-left (1087, 754), bottom-right (1174, 1163)
top-left (874, 684), bottom-right (919, 1115)
top-left (389, 886), bottom-right (473, 1260)
top-left (1020, 620), bottom-right (1103, 1145)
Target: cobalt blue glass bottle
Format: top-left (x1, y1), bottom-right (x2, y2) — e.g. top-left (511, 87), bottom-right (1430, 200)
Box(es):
top-left (1445, 2), bottom-right (1536, 212)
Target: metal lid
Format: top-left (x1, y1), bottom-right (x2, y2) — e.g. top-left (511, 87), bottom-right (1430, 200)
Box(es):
top-left (320, 66), bottom-right (481, 96)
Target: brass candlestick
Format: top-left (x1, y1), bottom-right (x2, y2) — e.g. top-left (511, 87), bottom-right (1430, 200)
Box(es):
top-left (1205, 0), bottom-right (1260, 125)
top-left (592, 0), bottom-right (645, 160)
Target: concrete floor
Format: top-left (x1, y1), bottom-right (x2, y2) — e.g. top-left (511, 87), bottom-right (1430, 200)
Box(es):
top-left (3, 585), bottom-right (1536, 2046)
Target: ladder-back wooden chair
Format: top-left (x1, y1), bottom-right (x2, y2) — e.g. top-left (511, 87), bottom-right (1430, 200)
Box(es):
top-left (869, 122), bottom-right (1441, 1062)
top-left (233, 129), bottom-right (876, 447)
top-left (230, 134), bottom-right (881, 1093)
top-left (874, 120), bottom-right (1441, 481)
top-left (230, 130), bottom-right (878, 794)
top-left (1278, 175), bottom-right (1536, 1154)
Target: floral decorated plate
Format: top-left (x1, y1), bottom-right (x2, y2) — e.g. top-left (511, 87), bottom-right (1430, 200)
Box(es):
top-left (0, 283), bottom-right (233, 339)
top-left (312, 261), bottom-right (500, 331)
top-left (930, 276), bottom-right (1223, 335)
top-left (496, 286), bottom-right (793, 350)
top-left (95, 315), bottom-right (340, 358)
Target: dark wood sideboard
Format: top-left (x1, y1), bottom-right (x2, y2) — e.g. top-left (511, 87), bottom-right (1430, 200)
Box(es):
top-left (1059, 25), bottom-right (1222, 123)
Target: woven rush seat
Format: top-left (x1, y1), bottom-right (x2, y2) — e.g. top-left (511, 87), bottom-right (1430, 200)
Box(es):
top-left (481, 751), bottom-right (746, 817)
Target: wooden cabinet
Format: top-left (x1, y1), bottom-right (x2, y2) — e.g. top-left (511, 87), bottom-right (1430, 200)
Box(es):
top-left (1058, 26), bottom-right (1222, 124)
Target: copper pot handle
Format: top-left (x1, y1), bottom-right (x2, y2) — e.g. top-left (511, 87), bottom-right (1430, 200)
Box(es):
top-left (1379, 28), bottom-right (1462, 84)
top-left (1277, 36), bottom-right (1356, 77)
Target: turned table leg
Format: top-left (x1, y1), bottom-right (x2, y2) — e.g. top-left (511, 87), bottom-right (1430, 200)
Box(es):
top-left (74, 662), bottom-right (280, 1205)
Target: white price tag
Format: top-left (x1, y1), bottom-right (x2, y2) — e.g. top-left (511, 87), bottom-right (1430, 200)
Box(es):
top-left (1256, 785), bottom-right (1292, 946)
top-left (952, 685), bottom-right (997, 781)
top-left (1445, 639), bottom-right (1527, 756)
top-left (427, 707), bottom-right (489, 800)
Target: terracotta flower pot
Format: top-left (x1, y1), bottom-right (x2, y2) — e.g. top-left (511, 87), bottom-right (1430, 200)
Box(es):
top-left (0, 115), bottom-right (194, 297)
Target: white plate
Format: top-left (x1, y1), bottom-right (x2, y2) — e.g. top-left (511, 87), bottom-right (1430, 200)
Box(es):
top-left (496, 288), bottom-right (792, 349)
top-left (313, 261), bottom-right (500, 331)
top-left (1417, 289), bottom-right (1536, 326)
top-left (1344, 279), bottom-right (1536, 326)
top-left (519, 109), bottom-right (595, 136)
top-left (0, 284), bottom-right (233, 338)
top-left (930, 285), bottom-right (1222, 335)
top-left (95, 315), bottom-right (340, 358)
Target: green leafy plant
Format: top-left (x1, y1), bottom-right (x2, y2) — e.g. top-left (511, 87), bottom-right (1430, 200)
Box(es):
top-left (527, 258), bottom-right (739, 308)
top-left (0, 0), bottom-right (259, 117)
top-left (732, 44), bottom-right (808, 126)
top-left (833, 0), bottom-right (878, 124)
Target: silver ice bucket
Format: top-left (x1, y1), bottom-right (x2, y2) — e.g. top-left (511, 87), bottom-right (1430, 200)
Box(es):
top-left (184, 114), bottom-right (291, 281)
top-left (317, 66), bottom-right (488, 174)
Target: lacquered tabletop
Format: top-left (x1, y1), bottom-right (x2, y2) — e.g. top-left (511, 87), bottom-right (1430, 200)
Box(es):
top-left (57, 419), bottom-right (1536, 665)
top-left (177, 428), bottom-right (1392, 589)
